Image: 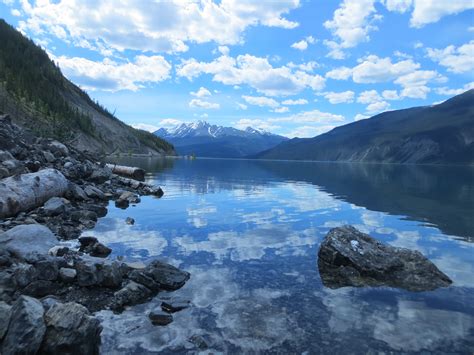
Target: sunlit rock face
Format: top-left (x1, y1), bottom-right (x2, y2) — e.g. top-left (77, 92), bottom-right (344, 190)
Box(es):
top-left (317, 225), bottom-right (452, 291)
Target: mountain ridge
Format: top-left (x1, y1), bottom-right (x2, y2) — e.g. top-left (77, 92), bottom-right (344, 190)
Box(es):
top-left (154, 121), bottom-right (288, 158)
top-left (255, 90), bottom-right (474, 165)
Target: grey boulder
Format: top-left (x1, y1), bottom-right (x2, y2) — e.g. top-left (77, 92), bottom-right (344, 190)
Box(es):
top-left (43, 197), bottom-right (69, 216)
top-left (41, 302), bottom-right (102, 355)
top-left (318, 226), bottom-right (452, 292)
top-left (1, 296), bottom-right (46, 355)
top-left (0, 224), bottom-right (58, 261)
top-left (0, 301), bottom-right (12, 340)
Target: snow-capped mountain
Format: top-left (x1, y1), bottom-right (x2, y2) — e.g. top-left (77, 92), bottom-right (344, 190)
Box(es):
top-left (154, 121), bottom-right (288, 158)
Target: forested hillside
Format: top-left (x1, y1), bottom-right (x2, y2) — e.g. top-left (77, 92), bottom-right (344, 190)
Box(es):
top-left (0, 19), bottom-right (174, 155)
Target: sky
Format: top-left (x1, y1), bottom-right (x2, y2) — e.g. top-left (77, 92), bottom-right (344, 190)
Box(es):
top-left (0, 0), bottom-right (473, 138)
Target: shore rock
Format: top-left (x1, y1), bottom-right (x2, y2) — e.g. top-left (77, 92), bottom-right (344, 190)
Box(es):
top-left (43, 197), bottom-right (68, 216)
top-left (161, 299), bottom-right (191, 313)
top-left (0, 224), bottom-right (58, 261)
top-left (41, 302), bottom-right (102, 355)
top-left (1, 296), bottom-right (46, 355)
top-left (59, 267), bottom-right (77, 283)
top-left (112, 281), bottom-right (152, 310)
top-left (0, 301), bottom-right (12, 340)
top-left (317, 226), bottom-right (452, 291)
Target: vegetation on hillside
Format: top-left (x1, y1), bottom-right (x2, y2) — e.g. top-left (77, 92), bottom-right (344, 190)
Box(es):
top-left (0, 19), bottom-right (173, 153)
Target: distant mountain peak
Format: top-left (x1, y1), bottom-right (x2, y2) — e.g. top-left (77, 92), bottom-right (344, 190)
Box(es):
top-left (153, 120), bottom-right (288, 158)
top-left (155, 121), bottom-right (280, 139)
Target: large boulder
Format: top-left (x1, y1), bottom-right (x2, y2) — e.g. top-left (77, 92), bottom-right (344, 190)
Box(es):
top-left (40, 302), bottom-right (102, 355)
top-left (0, 301), bottom-right (12, 340)
top-left (317, 226), bottom-right (452, 292)
top-left (142, 260), bottom-right (190, 291)
top-left (43, 197), bottom-right (69, 216)
top-left (0, 224), bottom-right (58, 261)
top-left (1, 296), bottom-right (46, 355)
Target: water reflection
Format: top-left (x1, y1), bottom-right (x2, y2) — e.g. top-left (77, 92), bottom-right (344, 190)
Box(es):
top-left (92, 157), bottom-right (474, 353)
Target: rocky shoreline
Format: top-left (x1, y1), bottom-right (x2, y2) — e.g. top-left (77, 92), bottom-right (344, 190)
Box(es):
top-left (0, 114), bottom-right (190, 354)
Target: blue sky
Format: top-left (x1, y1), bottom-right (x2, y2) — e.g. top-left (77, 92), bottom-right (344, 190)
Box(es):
top-left (1, 0), bottom-right (473, 137)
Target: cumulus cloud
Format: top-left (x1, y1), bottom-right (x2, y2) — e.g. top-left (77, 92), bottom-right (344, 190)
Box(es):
top-left (426, 41), bottom-right (474, 74)
top-left (281, 99), bottom-right (308, 105)
top-left (242, 95), bottom-right (280, 108)
top-left (410, 0), bottom-right (474, 28)
top-left (189, 99), bottom-right (220, 109)
top-left (291, 36), bottom-right (316, 51)
top-left (285, 125), bottom-right (336, 138)
top-left (357, 90), bottom-right (390, 114)
top-left (324, 91), bottom-right (355, 104)
top-left (395, 70), bottom-right (446, 98)
top-left (191, 87), bottom-right (212, 97)
top-left (53, 55), bottom-right (171, 91)
top-left (325, 66), bottom-right (352, 80)
top-left (233, 119), bottom-right (280, 131)
top-left (18, 0), bottom-right (301, 54)
top-left (177, 54), bottom-right (325, 96)
top-left (382, 90), bottom-right (400, 100)
top-left (323, 0), bottom-right (380, 58)
top-left (269, 109), bottom-right (345, 124)
top-left (130, 123), bottom-right (160, 132)
top-left (352, 55), bottom-right (420, 83)
top-left (273, 107), bottom-right (289, 113)
top-left (435, 82), bottom-right (474, 96)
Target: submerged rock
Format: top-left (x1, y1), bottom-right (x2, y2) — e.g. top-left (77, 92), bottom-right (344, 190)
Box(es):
top-left (317, 226), bottom-right (452, 291)
top-left (161, 299), bottom-right (191, 313)
top-left (149, 309), bottom-right (173, 326)
top-left (1, 296), bottom-right (46, 355)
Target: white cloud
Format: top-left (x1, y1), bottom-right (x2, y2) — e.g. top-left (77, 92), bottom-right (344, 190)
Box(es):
top-left (426, 41), bottom-right (474, 73)
top-left (233, 119), bottom-right (280, 131)
top-left (382, 0), bottom-right (412, 13)
top-left (177, 54), bottom-right (325, 96)
top-left (324, 0), bottom-right (380, 58)
top-left (130, 123), bottom-right (160, 132)
top-left (189, 99), bottom-right (220, 109)
top-left (237, 103), bottom-right (248, 110)
top-left (352, 55), bottom-right (419, 83)
top-left (395, 70), bottom-right (446, 98)
top-left (435, 82), bottom-right (474, 96)
top-left (11, 8), bottom-right (21, 16)
top-left (269, 109), bottom-right (345, 124)
top-left (287, 61), bottom-right (318, 72)
top-left (354, 113), bottom-right (370, 121)
top-left (157, 118), bottom-right (185, 130)
top-left (324, 91), bottom-right (355, 104)
top-left (273, 107), bottom-right (289, 113)
top-left (285, 125), bottom-right (336, 138)
top-left (382, 90), bottom-right (400, 100)
top-left (18, 0), bottom-right (300, 54)
top-left (410, 0), bottom-right (474, 28)
top-left (414, 41), bottom-right (424, 49)
top-left (281, 99), bottom-right (308, 105)
top-left (191, 87), bottom-right (212, 97)
top-left (53, 55), bottom-right (171, 91)
top-left (291, 36), bottom-right (316, 50)
top-left (357, 90), bottom-right (390, 114)
top-left (325, 66), bottom-right (352, 80)
top-left (366, 100), bottom-right (390, 114)
top-left (242, 95), bottom-right (280, 108)
top-left (218, 45), bottom-right (230, 56)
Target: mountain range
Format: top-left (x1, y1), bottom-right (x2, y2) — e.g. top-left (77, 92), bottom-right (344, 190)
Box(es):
top-left (0, 19), bottom-right (174, 156)
top-left (154, 121), bottom-right (288, 158)
top-left (255, 90), bottom-right (474, 165)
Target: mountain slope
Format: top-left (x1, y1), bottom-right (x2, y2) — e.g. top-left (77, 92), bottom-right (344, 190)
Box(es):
top-left (155, 121), bottom-right (288, 158)
top-left (255, 90), bottom-right (474, 165)
top-left (0, 19), bottom-right (174, 156)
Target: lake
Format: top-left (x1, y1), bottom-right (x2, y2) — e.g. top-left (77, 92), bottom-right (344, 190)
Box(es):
top-left (91, 158), bottom-right (474, 353)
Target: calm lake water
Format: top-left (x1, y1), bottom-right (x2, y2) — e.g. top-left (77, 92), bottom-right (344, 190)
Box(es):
top-left (92, 158), bottom-right (474, 354)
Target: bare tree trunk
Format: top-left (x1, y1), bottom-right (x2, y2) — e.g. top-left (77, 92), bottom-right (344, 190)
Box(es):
top-left (0, 169), bottom-right (69, 218)
top-left (105, 164), bottom-right (145, 181)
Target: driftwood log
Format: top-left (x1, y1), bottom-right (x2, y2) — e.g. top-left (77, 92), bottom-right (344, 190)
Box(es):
top-left (0, 169), bottom-right (69, 218)
top-left (105, 164), bottom-right (145, 181)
